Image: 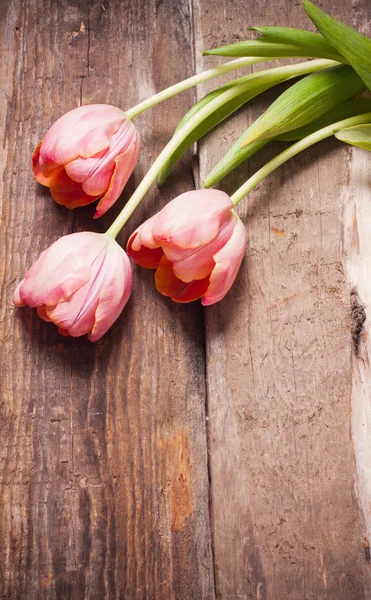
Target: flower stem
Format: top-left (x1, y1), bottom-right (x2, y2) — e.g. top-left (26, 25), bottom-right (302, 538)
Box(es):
top-left (230, 112), bottom-right (371, 207)
top-left (125, 57), bottom-right (274, 120)
top-left (106, 58), bottom-right (337, 239)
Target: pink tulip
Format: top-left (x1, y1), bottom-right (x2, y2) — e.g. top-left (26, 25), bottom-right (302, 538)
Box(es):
top-left (32, 104), bottom-right (141, 218)
top-left (13, 232), bottom-right (132, 341)
top-left (127, 189), bottom-right (246, 305)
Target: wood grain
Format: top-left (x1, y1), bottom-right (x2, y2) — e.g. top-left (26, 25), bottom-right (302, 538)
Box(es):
top-left (2, 0), bottom-right (371, 598)
top-left (343, 147), bottom-right (371, 553)
top-left (194, 1), bottom-right (371, 599)
top-left (0, 1), bottom-right (213, 598)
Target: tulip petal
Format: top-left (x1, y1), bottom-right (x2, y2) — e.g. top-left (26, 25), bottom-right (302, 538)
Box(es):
top-left (45, 284), bottom-right (96, 335)
top-left (89, 244), bottom-right (133, 342)
top-left (130, 214), bottom-right (160, 249)
top-left (127, 216), bottom-right (164, 269)
top-left (93, 131), bottom-right (141, 218)
top-left (202, 217), bottom-right (247, 306)
top-left (40, 105), bottom-right (126, 171)
top-left (18, 232), bottom-right (108, 308)
top-left (44, 246), bottom-right (108, 335)
top-left (49, 168), bottom-right (101, 209)
top-left (13, 280), bottom-right (26, 307)
top-left (65, 149), bottom-right (114, 197)
top-left (128, 236), bottom-right (164, 269)
top-left (83, 119), bottom-right (137, 197)
top-left (14, 232), bottom-right (131, 342)
top-left (81, 159), bottom-right (115, 196)
top-left (155, 256), bottom-right (210, 303)
top-left (165, 213), bottom-right (236, 282)
top-left (58, 328), bottom-right (70, 337)
top-left (46, 291), bottom-right (99, 337)
top-left (32, 142), bottom-right (58, 186)
top-left (37, 305), bottom-right (52, 322)
top-left (152, 189), bottom-right (232, 249)
top-left (64, 153), bottom-right (103, 183)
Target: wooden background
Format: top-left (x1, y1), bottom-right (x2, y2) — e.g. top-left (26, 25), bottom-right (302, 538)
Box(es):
top-left (1, 0), bottom-right (371, 598)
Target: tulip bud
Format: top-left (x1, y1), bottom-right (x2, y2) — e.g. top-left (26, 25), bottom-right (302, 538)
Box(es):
top-left (32, 104), bottom-right (141, 218)
top-left (13, 232), bottom-right (132, 341)
top-left (127, 189), bottom-right (246, 305)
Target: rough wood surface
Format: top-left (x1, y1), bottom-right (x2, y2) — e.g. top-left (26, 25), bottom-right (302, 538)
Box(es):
top-left (1, 0), bottom-right (371, 598)
top-left (343, 147), bottom-right (371, 555)
top-left (194, 1), bottom-right (371, 599)
top-left (0, 1), bottom-right (213, 599)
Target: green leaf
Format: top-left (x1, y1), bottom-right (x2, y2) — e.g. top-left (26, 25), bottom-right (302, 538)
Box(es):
top-left (157, 61), bottom-right (322, 186)
top-left (174, 73), bottom-right (256, 133)
top-left (204, 98), bottom-right (371, 187)
top-left (241, 65), bottom-right (366, 147)
top-left (157, 82), bottom-right (274, 186)
top-left (302, 0), bottom-right (371, 91)
top-left (157, 59), bottom-right (337, 186)
top-left (335, 124), bottom-right (371, 150)
top-left (277, 97), bottom-right (371, 141)
top-left (203, 139), bottom-right (269, 188)
top-left (203, 26), bottom-right (343, 61)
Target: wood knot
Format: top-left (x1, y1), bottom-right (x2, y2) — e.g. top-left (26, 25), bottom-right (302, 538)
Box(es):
top-left (351, 289), bottom-right (366, 356)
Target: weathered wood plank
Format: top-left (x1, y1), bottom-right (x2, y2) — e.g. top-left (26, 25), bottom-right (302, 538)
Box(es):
top-left (194, 1), bottom-right (371, 598)
top-left (343, 147), bottom-right (371, 556)
top-left (0, 1), bottom-right (214, 598)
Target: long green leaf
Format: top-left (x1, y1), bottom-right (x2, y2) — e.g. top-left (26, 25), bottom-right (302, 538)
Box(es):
top-left (241, 65), bottom-right (365, 147)
top-left (157, 59), bottom-right (337, 186)
top-left (157, 83), bottom-right (276, 186)
top-left (335, 124), bottom-right (371, 150)
top-left (174, 73), bottom-right (258, 133)
top-left (204, 98), bottom-right (371, 187)
top-left (302, 0), bottom-right (371, 91)
top-left (203, 26), bottom-right (344, 61)
top-left (277, 98), bottom-right (371, 141)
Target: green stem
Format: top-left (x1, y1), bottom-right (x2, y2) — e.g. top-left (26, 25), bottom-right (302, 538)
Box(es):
top-left (230, 112), bottom-right (371, 206)
top-left (125, 57), bottom-right (274, 120)
top-left (106, 58), bottom-right (337, 239)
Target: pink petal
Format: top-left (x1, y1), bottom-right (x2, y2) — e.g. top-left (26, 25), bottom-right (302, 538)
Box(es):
top-left (64, 154), bottom-right (103, 183)
top-left (13, 280), bottom-right (26, 306)
top-left (127, 238), bottom-right (164, 269)
top-left (127, 215), bottom-right (164, 269)
top-left (202, 215), bottom-right (247, 306)
top-left (155, 256), bottom-right (210, 303)
top-left (46, 289), bottom-right (99, 337)
top-left (39, 105), bottom-right (126, 173)
top-left (83, 119), bottom-right (137, 195)
top-left (94, 128), bottom-right (141, 218)
top-left (44, 255), bottom-right (103, 335)
top-left (32, 142), bottom-right (57, 186)
top-left (43, 238), bottom-right (131, 341)
top-left (66, 249), bottom-right (110, 337)
top-left (37, 305), bottom-right (52, 322)
top-left (152, 189), bottom-right (232, 249)
top-left (89, 241), bottom-right (133, 342)
top-left (65, 152), bottom-right (114, 196)
top-left (19, 232), bottom-right (108, 307)
top-left (49, 168), bottom-right (101, 209)
top-left (81, 161), bottom-right (115, 196)
top-left (58, 328), bottom-right (70, 337)
top-left (164, 212), bottom-right (236, 282)
top-left (129, 214), bottom-right (160, 251)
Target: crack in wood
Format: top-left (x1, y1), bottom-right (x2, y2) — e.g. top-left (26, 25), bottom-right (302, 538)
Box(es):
top-left (350, 288), bottom-right (366, 357)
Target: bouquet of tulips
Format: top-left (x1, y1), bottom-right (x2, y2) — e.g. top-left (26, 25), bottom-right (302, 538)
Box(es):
top-left (14, 1), bottom-right (371, 341)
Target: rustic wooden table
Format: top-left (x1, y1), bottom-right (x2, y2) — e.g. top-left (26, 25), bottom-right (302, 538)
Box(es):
top-left (2, 0), bottom-right (371, 598)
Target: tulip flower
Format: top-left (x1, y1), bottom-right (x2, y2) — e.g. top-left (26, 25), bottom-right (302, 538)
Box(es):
top-left (126, 190), bottom-right (247, 305)
top-left (32, 105), bottom-right (141, 218)
top-left (13, 232), bottom-right (132, 341)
